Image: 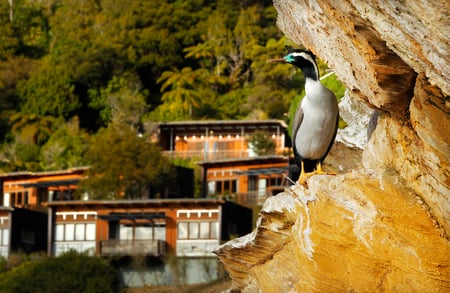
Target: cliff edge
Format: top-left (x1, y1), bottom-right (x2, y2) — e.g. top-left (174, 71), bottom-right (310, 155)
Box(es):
top-left (215, 1), bottom-right (450, 291)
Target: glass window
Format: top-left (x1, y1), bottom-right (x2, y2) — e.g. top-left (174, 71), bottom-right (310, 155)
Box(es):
top-left (65, 224), bottom-right (74, 241)
top-left (75, 224), bottom-right (85, 240)
top-left (189, 222), bottom-right (199, 239)
top-left (208, 181), bottom-right (216, 195)
top-left (3, 193), bottom-right (10, 207)
top-left (154, 225), bottom-right (166, 241)
top-left (86, 224), bottom-right (96, 241)
top-left (119, 225), bottom-right (132, 240)
top-left (2, 229), bottom-right (8, 245)
top-left (55, 224), bottom-right (64, 241)
top-left (135, 226), bottom-right (152, 240)
top-left (178, 222), bottom-right (188, 239)
top-left (210, 221), bottom-right (219, 239)
top-left (200, 222), bottom-right (210, 239)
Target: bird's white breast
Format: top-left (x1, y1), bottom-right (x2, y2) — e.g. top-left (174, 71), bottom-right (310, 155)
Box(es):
top-left (295, 79), bottom-right (339, 159)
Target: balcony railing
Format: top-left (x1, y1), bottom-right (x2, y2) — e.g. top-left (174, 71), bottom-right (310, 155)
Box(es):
top-left (163, 150), bottom-right (253, 160)
top-left (100, 239), bottom-right (166, 256)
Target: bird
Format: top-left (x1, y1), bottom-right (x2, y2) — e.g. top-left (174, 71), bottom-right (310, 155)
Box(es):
top-left (268, 49), bottom-right (339, 185)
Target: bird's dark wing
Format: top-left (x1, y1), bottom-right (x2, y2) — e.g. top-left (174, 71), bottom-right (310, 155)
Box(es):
top-left (320, 113), bottom-right (339, 162)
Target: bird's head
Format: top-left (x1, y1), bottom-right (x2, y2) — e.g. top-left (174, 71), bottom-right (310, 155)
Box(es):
top-left (267, 48), bottom-right (319, 80)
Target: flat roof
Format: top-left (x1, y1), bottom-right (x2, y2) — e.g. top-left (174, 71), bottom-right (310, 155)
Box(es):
top-left (159, 119), bottom-right (288, 129)
top-left (0, 167), bottom-right (88, 179)
top-left (47, 198), bottom-right (225, 208)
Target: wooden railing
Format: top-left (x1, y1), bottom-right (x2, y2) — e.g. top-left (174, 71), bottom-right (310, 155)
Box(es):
top-left (100, 239), bottom-right (166, 256)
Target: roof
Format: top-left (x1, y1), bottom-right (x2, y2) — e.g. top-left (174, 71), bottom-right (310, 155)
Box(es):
top-left (47, 198), bottom-right (225, 208)
top-left (159, 119), bottom-right (288, 129)
top-left (0, 167), bottom-right (89, 179)
top-left (20, 179), bottom-right (81, 188)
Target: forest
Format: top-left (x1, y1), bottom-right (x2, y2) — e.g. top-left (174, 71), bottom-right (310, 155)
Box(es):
top-left (0, 0), bottom-right (344, 198)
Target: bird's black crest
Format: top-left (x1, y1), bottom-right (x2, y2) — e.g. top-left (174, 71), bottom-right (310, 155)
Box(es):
top-left (285, 46), bottom-right (316, 59)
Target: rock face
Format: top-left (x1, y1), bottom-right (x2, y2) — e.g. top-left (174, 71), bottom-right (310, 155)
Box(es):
top-left (215, 1), bottom-right (450, 292)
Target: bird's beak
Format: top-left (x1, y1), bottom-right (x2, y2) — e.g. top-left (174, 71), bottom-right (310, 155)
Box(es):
top-left (267, 58), bottom-right (286, 63)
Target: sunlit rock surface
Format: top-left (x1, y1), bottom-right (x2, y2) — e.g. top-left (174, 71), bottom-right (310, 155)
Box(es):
top-left (216, 177), bottom-right (450, 292)
top-left (216, 0), bottom-right (450, 291)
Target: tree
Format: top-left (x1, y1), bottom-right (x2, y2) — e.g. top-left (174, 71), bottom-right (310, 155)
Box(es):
top-left (39, 117), bottom-right (89, 170)
top-left (89, 73), bottom-right (149, 129)
top-left (247, 130), bottom-right (276, 156)
top-left (76, 125), bottom-right (175, 199)
top-left (157, 67), bottom-right (206, 120)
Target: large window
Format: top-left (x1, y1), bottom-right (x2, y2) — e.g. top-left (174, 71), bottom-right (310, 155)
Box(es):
top-left (55, 223), bottom-right (96, 241)
top-left (3, 191), bottom-right (29, 207)
top-left (207, 179), bottom-right (237, 196)
top-left (177, 221), bottom-right (219, 240)
top-left (109, 222), bottom-right (166, 241)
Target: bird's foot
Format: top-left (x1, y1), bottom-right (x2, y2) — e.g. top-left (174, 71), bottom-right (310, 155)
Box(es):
top-left (314, 169), bottom-right (336, 176)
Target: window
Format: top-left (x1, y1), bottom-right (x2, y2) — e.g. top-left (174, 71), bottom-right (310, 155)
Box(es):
top-left (211, 222), bottom-right (219, 239)
top-left (189, 222), bottom-right (199, 238)
top-left (177, 221), bottom-right (219, 240)
top-left (208, 179), bottom-right (237, 195)
top-left (55, 223), bottom-right (96, 241)
top-left (1, 229), bottom-right (9, 245)
top-left (75, 224), bottom-right (85, 240)
top-left (178, 222), bottom-right (188, 239)
top-left (55, 224), bottom-right (64, 241)
top-left (65, 224), bottom-right (75, 241)
top-left (200, 222), bottom-right (210, 239)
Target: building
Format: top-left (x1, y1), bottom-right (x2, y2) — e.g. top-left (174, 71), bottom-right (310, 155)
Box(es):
top-left (0, 207), bottom-right (47, 259)
top-left (0, 167), bottom-right (87, 208)
top-left (47, 199), bottom-right (251, 286)
top-left (158, 119), bottom-right (290, 160)
top-left (158, 120), bottom-right (293, 204)
top-left (198, 156), bottom-right (289, 206)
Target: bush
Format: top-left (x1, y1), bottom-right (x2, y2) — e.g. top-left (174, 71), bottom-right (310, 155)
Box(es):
top-left (0, 250), bottom-right (122, 293)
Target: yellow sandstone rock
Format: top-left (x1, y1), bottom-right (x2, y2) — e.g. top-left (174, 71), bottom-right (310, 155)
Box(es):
top-left (215, 0), bottom-right (450, 291)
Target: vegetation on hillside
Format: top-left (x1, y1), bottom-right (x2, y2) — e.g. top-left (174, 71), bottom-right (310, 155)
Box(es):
top-left (0, 0), bottom-right (345, 197)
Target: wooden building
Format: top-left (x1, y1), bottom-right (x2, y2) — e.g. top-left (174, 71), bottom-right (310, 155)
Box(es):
top-left (158, 120), bottom-right (293, 203)
top-left (198, 156), bottom-right (289, 206)
top-left (0, 207), bottom-right (47, 259)
top-left (158, 119), bottom-right (290, 160)
top-left (0, 167), bottom-right (87, 208)
top-left (47, 199), bottom-right (251, 258)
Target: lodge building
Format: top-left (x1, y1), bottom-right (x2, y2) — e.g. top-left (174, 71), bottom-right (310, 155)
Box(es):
top-left (0, 120), bottom-right (292, 285)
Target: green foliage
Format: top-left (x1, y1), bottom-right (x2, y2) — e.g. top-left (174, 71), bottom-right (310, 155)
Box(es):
top-left (16, 65), bottom-right (79, 118)
top-left (39, 117), bottom-right (89, 170)
top-left (0, 250), bottom-right (121, 293)
top-left (77, 125), bottom-right (175, 199)
top-left (0, 0), bottom-right (348, 179)
top-left (247, 130), bottom-right (276, 156)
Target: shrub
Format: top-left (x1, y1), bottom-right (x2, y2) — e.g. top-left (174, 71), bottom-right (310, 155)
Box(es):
top-left (0, 250), bottom-right (122, 293)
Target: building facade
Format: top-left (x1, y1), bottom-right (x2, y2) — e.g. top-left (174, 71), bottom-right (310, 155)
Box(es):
top-left (158, 119), bottom-right (290, 160)
top-left (46, 199), bottom-right (247, 258)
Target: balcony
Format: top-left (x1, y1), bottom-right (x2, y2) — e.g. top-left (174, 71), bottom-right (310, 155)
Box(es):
top-left (100, 239), bottom-right (166, 256)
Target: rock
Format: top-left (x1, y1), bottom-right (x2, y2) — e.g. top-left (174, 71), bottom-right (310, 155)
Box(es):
top-left (216, 0), bottom-right (450, 291)
top-left (336, 90), bottom-right (374, 149)
top-left (216, 177), bottom-right (450, 292)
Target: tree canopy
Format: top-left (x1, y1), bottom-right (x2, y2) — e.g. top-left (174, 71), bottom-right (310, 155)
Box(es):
top-left (0, 0), bottom-right (346, 197)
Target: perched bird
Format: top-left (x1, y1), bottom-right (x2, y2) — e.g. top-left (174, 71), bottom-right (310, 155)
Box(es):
top-left (268, 49), bottom-right (339, 184)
